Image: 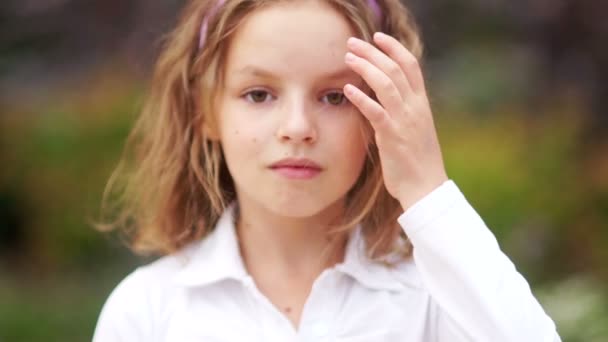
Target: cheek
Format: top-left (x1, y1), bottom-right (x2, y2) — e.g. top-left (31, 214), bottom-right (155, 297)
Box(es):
top-left (218, 119), bottom-right (255, 170)
top-left (222, 126), bottom-right (262, 159)
top-left (220, 127), bottom-right (263, 186)
top-left (327, 116), bottom-right (368, 166)
top-left (219, 107), bottom-right (263, 147)
top-left (342, 113), bottom-right (369, 145)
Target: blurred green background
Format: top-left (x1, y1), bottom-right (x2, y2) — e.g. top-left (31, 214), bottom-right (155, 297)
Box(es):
top-left (1, 0), bottom-right (607, 341)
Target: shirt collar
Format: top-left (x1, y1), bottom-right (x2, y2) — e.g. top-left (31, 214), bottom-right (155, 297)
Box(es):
top-left (174, 205), bottom-right (421, 291)
top-left (174, 203), bottom-right (248, 287)
top-left (335, 227), bottom-right (422, 292)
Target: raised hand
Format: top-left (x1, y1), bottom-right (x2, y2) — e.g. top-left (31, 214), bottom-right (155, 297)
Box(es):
top-left (343, 32), bottom-right (448, 211)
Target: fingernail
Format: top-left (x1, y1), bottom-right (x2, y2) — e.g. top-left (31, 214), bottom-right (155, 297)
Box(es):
top-left (345, 52), bottom-right (356, 63)
top-left (373, 32), bottom-right (385, 40)
top-left (348, 37), bottom-right (364, 49)
top-left (344, 84), bottom-right (355, 96)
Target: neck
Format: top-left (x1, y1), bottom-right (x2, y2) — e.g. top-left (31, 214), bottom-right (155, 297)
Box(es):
top-left (235, 198), bottom-right (348, 278)
top-left (234, 197), bottom-right (350, 328)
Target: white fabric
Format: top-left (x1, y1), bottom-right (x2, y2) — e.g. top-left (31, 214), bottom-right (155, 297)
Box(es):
top-left (93, 180), bottom-right (561, 341)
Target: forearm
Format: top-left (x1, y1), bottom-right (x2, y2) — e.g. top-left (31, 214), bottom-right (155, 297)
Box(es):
top-left (398, 181), bottom-right (560, 341)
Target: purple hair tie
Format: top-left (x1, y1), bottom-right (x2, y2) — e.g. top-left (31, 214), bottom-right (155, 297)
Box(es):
top-left (198, 0), bottom-right (226, 49)
top-left (367, 0), bottom-right (383, 23)
top-left (198, 0), bottom-right (382, 49)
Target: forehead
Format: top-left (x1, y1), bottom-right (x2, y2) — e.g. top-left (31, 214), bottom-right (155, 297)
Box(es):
top-left (224, 0), bottom-right (355, 79)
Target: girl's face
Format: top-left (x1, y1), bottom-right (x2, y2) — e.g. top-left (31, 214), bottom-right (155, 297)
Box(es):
top-left (217, 0), bottom-right (369, 218)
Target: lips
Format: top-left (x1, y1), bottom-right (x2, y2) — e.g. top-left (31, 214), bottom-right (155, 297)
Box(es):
top-left (269, 158), bottom-right (322, 179)
top-left (270, 158), bottom-right (322, 169)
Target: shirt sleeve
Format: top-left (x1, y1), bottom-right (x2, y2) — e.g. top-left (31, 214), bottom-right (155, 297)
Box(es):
top-left (92, 269), bottom-right (153, 342)
top-left (398, 180), bottom-right (561, 342)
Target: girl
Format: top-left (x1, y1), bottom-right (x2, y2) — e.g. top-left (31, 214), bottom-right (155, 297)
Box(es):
top-left (94, 0), bottom-right (561, 340)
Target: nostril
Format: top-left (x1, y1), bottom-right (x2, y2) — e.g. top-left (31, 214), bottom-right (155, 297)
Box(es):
top-left (276, 114), bottom-right (317, 142)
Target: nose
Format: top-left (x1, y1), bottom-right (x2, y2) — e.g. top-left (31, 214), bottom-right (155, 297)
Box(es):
top-left (276, 97), bottom-right (317, 144)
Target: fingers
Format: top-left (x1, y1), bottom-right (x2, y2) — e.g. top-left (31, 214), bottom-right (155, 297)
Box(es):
top-left (343, 83), bottom-right (389, 131)
top-left (346, 37), bottom-right (412, 97)
top-left (345, 52), bottom-right (403, 114)
top-left (343, 32), bottom-right (427, 133)
top-left (372, 32), bottom-right (425, 94)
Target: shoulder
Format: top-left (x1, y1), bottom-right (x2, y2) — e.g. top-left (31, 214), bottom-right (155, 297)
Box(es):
top-left (114, 241), bottom-right (199, 297)
top-left (386, 258), bottom-right (445, 323)
top-left (368, 235), bottom-right (426, 291)
top-left (129, 245), bottom-right (197, 289)
top-left (93, 243), bottom-right (200, 342)
top-left (384, 256), bottom-right (426, 292)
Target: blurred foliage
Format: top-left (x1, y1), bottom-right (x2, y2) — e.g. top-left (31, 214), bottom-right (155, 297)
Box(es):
top-left (438, 106), bottom-right (608, 283)
top-left (0, 269), bottom-right (129, 342)
top-left (1, 0), bottom-right (607, 341)
top-left (0, 76), bottom-right (138, 270)
top-left (0, 75), bottom-right (143, 341)
top-left (537, 276), bottom-right (608, 342)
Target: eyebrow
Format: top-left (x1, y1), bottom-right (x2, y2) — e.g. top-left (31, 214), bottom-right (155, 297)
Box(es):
top-left (233, 65), bottom-right (356, 81)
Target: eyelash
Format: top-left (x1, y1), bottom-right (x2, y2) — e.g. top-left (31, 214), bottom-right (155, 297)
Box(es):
top-left (243, 89), bottom-right (275, 103)
top-left (242, 89), bottom-right (349, 106)
top-left (321, 91), bottom-right (349, 106)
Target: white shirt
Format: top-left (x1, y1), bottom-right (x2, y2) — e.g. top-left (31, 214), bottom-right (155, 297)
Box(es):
top-left (93, 181), bottom-right (561, 341)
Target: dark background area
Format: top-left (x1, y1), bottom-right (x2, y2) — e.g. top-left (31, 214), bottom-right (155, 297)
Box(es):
top-left (1, 0), bottom-right (607, 340)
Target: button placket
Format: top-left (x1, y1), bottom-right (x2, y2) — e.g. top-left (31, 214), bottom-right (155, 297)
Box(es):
top-left (243, 276), bottom-right (298, 340)
top-left (298, 269), bottom-right (344, 341)
top-left (310, 321), bottom-right (330, 337)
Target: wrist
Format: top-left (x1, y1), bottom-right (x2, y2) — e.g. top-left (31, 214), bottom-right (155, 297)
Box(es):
top-left (398, 175), bottom-right (448, 211)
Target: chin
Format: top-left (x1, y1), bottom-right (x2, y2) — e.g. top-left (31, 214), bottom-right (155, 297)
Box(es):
top-left (232, 175), bottom-right (351, 220)
top-left (263, 193), bottom-right (345, 219)
top-left (270, 198), bottom-right (329, 218)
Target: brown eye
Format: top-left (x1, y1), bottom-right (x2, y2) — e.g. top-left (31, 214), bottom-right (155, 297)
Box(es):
top-left (323, 92), bottom-right (347, 106)
top-left (245, 90), bottom-right (273, 103)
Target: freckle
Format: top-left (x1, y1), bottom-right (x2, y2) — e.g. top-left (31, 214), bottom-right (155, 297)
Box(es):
top-left (284, 307), bottom-right (292, 313)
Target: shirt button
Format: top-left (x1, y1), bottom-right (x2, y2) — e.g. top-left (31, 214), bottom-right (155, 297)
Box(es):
top-left (311, 322), bottom-right (329, 337)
